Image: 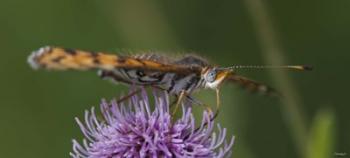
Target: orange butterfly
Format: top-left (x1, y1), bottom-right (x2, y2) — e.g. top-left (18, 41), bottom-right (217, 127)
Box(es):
top-left (28, 46), bottom-right (312, 115)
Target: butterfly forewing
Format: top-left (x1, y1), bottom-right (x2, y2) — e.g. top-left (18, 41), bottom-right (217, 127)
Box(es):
top-left (28, 46), bottom-right (202, 74)
top-left (28, 46), bottom-right (206, 94)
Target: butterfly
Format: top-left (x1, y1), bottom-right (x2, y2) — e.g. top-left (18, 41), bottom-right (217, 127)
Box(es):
top-left (28, 46), bottom-right (312, 116)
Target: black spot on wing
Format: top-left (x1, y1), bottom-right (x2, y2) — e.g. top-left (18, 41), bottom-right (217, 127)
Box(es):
top-left (45, 46), bottom-right (53, 54)
top-left (84, 51), bottom-right (100, 64)
top-left (135, 58), bottom-right (146, 66)
top-left (64, 48), bottom-right (77, 55)
top-left (52, 56), bottom-right (65, 63)
top-left (116, 57), bottom-right (126, 64)
top-left (90, 51), bottom-right (98, 57)
top-left (93, 58), bottom-right (100, 64)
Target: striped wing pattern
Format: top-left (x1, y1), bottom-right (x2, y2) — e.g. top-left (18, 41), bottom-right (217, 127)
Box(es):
top-left (28, 46), bottom-right (280, 96)
top-left (28, 46), bottom-right (205, 94)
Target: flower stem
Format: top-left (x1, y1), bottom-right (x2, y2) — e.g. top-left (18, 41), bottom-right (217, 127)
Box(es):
top-left (243, 0), bottom-right (308, 156)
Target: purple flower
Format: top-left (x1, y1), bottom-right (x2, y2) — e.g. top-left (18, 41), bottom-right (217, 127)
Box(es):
top-left (70, 90), bottom-right (234, 158)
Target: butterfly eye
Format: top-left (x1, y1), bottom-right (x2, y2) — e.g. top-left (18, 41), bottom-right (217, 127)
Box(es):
top-left (205, 69), bottom-right (217, 83)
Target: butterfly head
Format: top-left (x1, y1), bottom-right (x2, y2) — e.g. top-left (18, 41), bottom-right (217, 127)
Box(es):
top-left (203, 64), bottom-right (313, 89)
top-left (203, 67), bottom-right (232, 89)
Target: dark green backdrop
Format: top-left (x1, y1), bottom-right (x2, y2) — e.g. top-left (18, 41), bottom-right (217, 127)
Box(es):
top-left (0, 0), bottom-right (348, 158)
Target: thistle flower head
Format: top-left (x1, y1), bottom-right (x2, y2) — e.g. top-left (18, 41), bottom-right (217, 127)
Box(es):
top-left (71, 89), bottom-right (234, 158)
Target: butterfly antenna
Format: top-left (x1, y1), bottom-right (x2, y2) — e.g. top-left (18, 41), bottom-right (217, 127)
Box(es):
top-left (227, 65), bottom-right (313, 71)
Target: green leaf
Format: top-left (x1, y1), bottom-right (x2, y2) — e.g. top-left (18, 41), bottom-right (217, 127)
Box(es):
top-left (306, 109), bottom-right (335, 158)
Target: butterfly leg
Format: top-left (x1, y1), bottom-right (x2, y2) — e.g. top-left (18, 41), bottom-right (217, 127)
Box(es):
top-left (116, 85), bottom-right (170, 105)
top-left (172, 90), bottom-right (186, 116)
top-left (185, 95), bottom-right (213, 114)
top-left (184, 91), bottom-right (220, 119)
top-left (148, 85), bottom-right (180, 108)
top-left (185, 95), bottom-right (217, 135)
top-left (168, 95), bottom-right (179, 108)
top-left (189, 90), bottom-right (222, 133)
top-left (115, 88), bottom-right (142, 104)
top-left (104, 88), bottom-right (141, 112)
top-left (212, 88), bottom-right (221, 120)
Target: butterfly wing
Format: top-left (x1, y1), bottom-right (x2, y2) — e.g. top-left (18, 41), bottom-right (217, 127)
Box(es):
top-left (28, 46), bottom-right (202, 75)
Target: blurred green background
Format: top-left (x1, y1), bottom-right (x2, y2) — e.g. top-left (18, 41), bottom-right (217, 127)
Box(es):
top-left (0, 0), bottom-right (348, 157)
